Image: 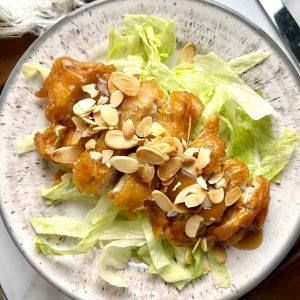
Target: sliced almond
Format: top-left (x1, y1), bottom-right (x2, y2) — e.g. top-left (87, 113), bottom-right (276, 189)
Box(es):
top-left (185, 215), bottom-right (203, 238)
top-left (90, 151), bottom-right (102, 162)
top-left (161, 177), bottom-right (175, 186)
top-left (151, 122), bottom-right (167, 137)
top-left (185, 249), bottom-right (193, 265)
top-left (52, 146), bottom-right (82, 164)
top-left (110, 156), bottom-right (139, 173)
top-left (175, 184), bottom-right (204, 204)
top-left (197, 176), bottom-right (208, 190)
top-left (85, 139), bottom-right (96, 150)
top-left (72, 116), bottom-right (88, 130)
top-left (54, 125), bottom-right (67, 137)
top-left (110, 71), bottom-right (140, 96)
top-left (101, 105), bottom-right (119, 126)
top-left (102, 149), bottom-right (114, 164)
top-left (173, 203), bottom-right (189, 213)
top-left (164, 146), bottom-right (177, 155)
top-left (73, 98), bottom-right (96, 115)
top-left (208, 188), bottom-right (224, 204)
top-left (178, 43), bottom-right (196, 64)
top-left (136, 146), bottom-right (169, 165)
top-left (97, 96), bottom-right (109, 105)
top-left (122, 119), bottom-right (135, 139)
top-left (185, 193), bottom-right (206, 208)
top-left (70, 130), bottom-right (82, 145)
top-left (182, 139), bottom-right (188, 149)
top-left (152, 190), bottom-right (173, 213)
top-left (138, 163), bottom-right (155, 183)
top-left (172, 181), bottom-right (182, 191)
top-left (184, 147), bottom-right (199, 157)
top-left (183, 156), bottom-right (196, 164)
top-left (182, 160), bottom-right (198, 176)
top-left (196, 148), bottom-right (211, 172)
top-left (107, 78), bottom-right (118, 94)
top-left (104, 130), bottom-right (138, 149)
top-left (82, 117), bottom-right (97, 126)
top-left (93, 112), bottom-right (106, 126)
top-left (215, 178), bottom-right (227, 189)
top-left (81, 83), bottom-right (99, 98)
top-left (201, 196), bottom-right (212, 209)
top-left (225, 187), bottom-right (242, 206)
top-left (208, 171), bottom-right (224, 185)
top-left (110, 90), bottom-right (124, 108)
top-left (173, 137), bottom-right (184, 158)
top-left (92, 125), bottom-right (108, 132)
top-left (214, 245), bottom-right (227, 264)
top-left (157, 157), bottom-right (183, 181)
top-left (200, 237), bottom-right (208, 252)
top-left (136, 116), bottom-right (153, 137)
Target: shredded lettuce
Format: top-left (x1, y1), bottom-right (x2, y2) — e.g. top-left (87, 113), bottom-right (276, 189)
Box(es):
top-left (41, 174), bottom-right (98, 206)
top-left (106, 55), bottom-right (145, 74)
top-left (227, 50), bottom-right (270, 75)
top-left (15, 133), bottom-right (36, 154)
top-left (207, 249), bottom-right (231, 288)
top-left (21, 62), bottom-right (50, 80)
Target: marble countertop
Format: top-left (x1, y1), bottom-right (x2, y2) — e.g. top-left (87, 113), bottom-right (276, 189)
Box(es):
top-left (0, 0), bottom-right (294, 299)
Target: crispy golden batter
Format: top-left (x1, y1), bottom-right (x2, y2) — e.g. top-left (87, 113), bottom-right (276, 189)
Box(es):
top-left (191, 114), bottom-right (226, 175)
top-left (119, 81), bottom-right (166, 127)
top-left (156, 91), bottom-right (204, 139)
top-left (36, 57), bottom-right (116, 125)
top-left (109, 173), bottom-right (153, 210)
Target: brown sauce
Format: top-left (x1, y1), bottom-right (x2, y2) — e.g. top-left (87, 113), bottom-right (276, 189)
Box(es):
top-left (235, 229), bottom-right (263, 250)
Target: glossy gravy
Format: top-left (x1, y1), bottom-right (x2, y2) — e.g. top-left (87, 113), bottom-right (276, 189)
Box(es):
top-left (235, 229), bottom-right (263, 250)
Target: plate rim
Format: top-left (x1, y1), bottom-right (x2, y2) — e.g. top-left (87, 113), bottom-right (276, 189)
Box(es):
top-left (0, 0), bottom-right (299, 299)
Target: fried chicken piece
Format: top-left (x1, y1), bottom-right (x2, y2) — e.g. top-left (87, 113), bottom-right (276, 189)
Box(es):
top-left (119, 81), bottom-right (166, 127)
top-left (209, 176), bottom-right (270, 243)
top-left (73, 135), bottom-right (119, 195)
top-left (156, 91), bottom-right (204, 139)
top-left (109, 173), bottom-right (153, 210)
top-left (36, 57), bottom-right (116, 125)
top-left (191, 114), bottom-right (226, 175)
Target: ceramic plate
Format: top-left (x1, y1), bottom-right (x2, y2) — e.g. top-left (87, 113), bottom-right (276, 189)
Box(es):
top-left (0, 0), bottom-right (299, 299)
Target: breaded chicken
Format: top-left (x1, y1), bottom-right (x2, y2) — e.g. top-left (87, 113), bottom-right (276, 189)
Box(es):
top-left (156, 91), bottom-right (204, 139)
top-left (36, 57), bottom-right (116, 125)
top-left (191, 114), bottom-right (226, 175)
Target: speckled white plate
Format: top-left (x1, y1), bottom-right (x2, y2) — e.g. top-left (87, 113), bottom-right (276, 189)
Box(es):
top-left (0, 0), bottom-right (299, 299)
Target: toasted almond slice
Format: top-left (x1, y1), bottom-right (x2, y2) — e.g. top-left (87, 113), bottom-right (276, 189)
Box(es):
top-left (197, 176), bottom-right (208, 190)
top-left (110, 90), bottom-right (124, 108)
top-left (97, 96), bottom-right (109, 105)
top-left (185, 215), bottom-right (203, 238)
top-left (52, 146), bottom-right (82, 164)
top-left (185, 249), bottom-right (193, 264)
top-left (173, 203), bottom-right (189, 213)
top-left (107, 78), bottom-right (118, 94)
top-left (136, 146), bottom-right (169, 165)
top-left (200, 237), bottom-right (208, 252)
top-left (152, 190), bottom-right (173, 212)
top-left (151, 122), bottom-right (167, 137)
top-left (110, 71), bottom-right (140, 96)
top-left (90, 151), bottom-right (103, 162)
top-left (172, 181), bottom-right (182, 191)
top-left (172, 137), bottom-right (184, 158)
top-left (73, 98), bottom-right (96, 115)
top-left (102, 149), bottom-right (114, 164)
top-left (225, 187), bottom-right (242, 206)
top-left (185, 193), bottom-right (206, 208)
top-left (82, 117), bottom-right (97, 126)
top-left (138, 163), bottom-right (155, 183)
top-left (122, 119), bottom-right (135, 139)
top-left (136, 116), bottom-right (153, 137)
top-left (92, 125), bottom-right (108, 132)
top-left (110, 156), bottom-right (139, 173)
top-left (70, 130), bottom-right (82, 145)
top-left (182, 160), bottom-right (198, 176)
top-left (208, 188), bottom-right (224, 204)
top-left (208, 170), bottom-right (224, 185)
top-left (128, 152), bottom-right (137, 159)
top-left (178, 42), bottom-right (196, 64)
top-left (215, 178), bottom-right (227, 189)
top-left (161, 177), bottom-right (174, 186)
top-left (100, 105), bottom-right (119, 126)
top-left (81, 83), bottom-right (99, 98)
top-left (93, 112), bottom-right (106, 126)
top-left (201, 195), bottom-right (212, 209)
top-left (184, 147), bottom-right (199, 157)
top-left (85, 139), bottom-right (96, 150)
top-left (157, 157), bottom-right (183, 181)
top-left (105, 130), bottom-right (138, 149)
top-left (175, 184), bottom-right (204, 204)
top-left (72, 116), bottom-right (89, 130)
top-left (196, 147), bottom-right (211, 171)
top-left (54, 125), bottom-right (67, 137)
top-left (182, 139), bottom-right (188, 149)
top-left (214, 245), bottom-right (227, 264)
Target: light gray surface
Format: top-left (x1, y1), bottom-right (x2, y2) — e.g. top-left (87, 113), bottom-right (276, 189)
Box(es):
top-left (0, 0), bottom-right (298, 299)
